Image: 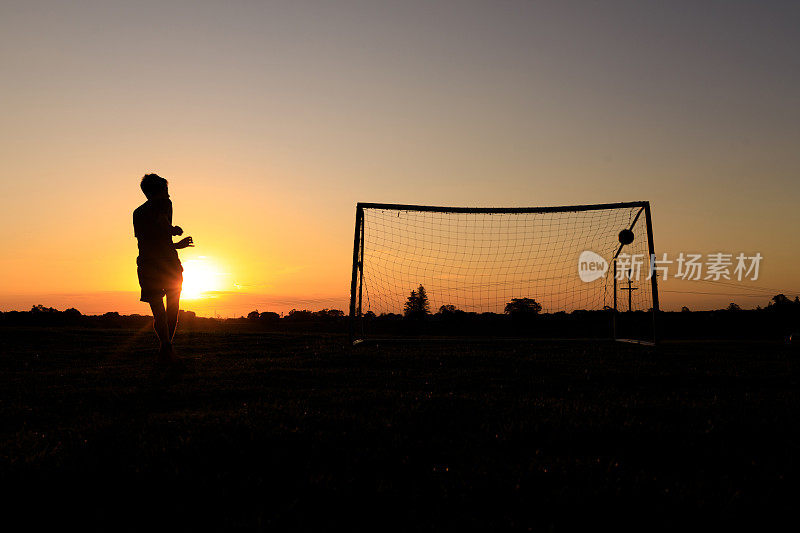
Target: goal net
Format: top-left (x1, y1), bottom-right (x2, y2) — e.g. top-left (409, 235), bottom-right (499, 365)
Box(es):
top-left (349, 202), bottom-right (659, 343)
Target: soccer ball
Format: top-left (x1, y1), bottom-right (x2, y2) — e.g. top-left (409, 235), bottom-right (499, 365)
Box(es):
top-left (618, 229), bottom-right (634, 245)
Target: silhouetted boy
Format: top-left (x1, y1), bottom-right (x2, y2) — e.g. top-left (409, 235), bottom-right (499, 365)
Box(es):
top-left (134, 174), bottom-right (193, 362)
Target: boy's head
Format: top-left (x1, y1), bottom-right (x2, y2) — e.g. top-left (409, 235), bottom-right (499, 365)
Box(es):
top-left (140, 173), bottom-right (168, 200)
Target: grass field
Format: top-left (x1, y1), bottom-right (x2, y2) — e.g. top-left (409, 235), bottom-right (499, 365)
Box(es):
top-left (1, 326), bottom-right (797, 531)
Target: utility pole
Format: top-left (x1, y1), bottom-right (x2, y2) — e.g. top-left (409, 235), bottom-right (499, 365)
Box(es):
top-left (620, 269), bottom-right (638, 311)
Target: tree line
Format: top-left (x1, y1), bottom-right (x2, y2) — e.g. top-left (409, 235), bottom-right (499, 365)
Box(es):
top-left (402, 284), bottom-right (543, 319)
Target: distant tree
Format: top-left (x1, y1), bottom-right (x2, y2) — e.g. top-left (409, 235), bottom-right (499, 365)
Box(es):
top-left (726, 302), bottom-right (742, 312)
top-left (286, 309), bottom-right (314, 320)
top-left (259, 311), bottom-right (279, 322)
top-left (504, 298), bottom-right (542, 317)
top-left (404, 285), bottom-right (430, 318)
top-left (318, 309), bottom-right (345, 318)
top-left (405, 289), bottom-right (416, 314)
top-left (63, 307), bottom-right (82, 318)
top-left (438, 304), bottom-right (458, 315)
top-left (364, 310), bottom-right (376, 319)
top-left (417, 285), bottom-right (430, 314)
top-left (31, 304), bottom-right (58, 313)
top-left (770, 294), bottom-right (791, 307)
top-left (247, 310), bottom-right (260, 321)
top-left (681, 306), bottom-right (691, 313)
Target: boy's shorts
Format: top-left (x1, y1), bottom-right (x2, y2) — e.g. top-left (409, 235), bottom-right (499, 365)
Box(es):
top-left (137, 257), bottom-right (183, 302)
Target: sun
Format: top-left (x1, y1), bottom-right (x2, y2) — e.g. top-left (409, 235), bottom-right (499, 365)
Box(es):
top-left (181, 257), bottom-right (224, 299)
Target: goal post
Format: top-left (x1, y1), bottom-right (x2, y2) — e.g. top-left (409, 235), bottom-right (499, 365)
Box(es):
top-left (349, 202), bottom-right (659, 344)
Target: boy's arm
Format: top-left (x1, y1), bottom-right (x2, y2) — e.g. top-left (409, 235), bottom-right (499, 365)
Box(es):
top-left (167, 199), bottom-right (183, 236)
top-left (174, 236), bottom-right (194, 249)
top-left (167, 201), bottom-right (193, 248)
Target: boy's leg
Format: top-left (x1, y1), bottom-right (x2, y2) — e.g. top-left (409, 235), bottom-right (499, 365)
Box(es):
top-left (166, 288), bottom-right (181, 342)
top-left (148, 297), bottom-right (169, 350)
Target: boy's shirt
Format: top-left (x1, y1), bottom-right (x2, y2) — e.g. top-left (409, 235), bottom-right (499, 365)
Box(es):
top-left (133, 198), bottom-right (181, 265)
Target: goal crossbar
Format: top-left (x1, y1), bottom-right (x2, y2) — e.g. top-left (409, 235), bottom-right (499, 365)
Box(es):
top-left (356, 201), bottom-right (650, 215)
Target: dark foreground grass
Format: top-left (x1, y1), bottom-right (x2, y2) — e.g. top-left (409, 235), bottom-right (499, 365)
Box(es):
top-left (1, 326), bottom-right (798, 531)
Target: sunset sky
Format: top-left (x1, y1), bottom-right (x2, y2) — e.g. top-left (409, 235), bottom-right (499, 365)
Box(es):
top-left (1, 0), bottom-right (798, 316)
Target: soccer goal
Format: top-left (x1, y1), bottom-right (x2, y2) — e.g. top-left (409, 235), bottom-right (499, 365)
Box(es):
top-left (349, 202), bottom-right (659, 344)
